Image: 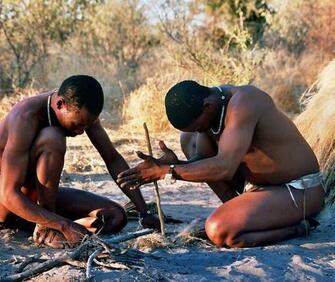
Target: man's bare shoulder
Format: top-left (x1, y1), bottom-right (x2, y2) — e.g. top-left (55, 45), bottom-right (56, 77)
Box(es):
top-left (3, 96), bottom-right (42, 141)
top-left (229, 85), bottom-right (275, 111)
top-left (222, 85), bottom-right (276, 128)
top-left (6, 101), bottom-right (37, 126)
top-left (7, 91), bottom-right (50, 121)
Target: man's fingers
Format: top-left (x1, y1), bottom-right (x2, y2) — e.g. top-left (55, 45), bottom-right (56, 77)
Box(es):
top-left (136, 151), bottom-right (150, 160)
top-left (129, 183), bottom-right (141, 190)
top-left (159, 140), bottom-right (170, 152)
top-left (117, 174), bottom-right (140, 185)
top-left (117, 167), bottom-right (138, 179)
top-left (121, 179), bottom-right (142, 189)
top-left (33, 225), bottom-right (48, 244)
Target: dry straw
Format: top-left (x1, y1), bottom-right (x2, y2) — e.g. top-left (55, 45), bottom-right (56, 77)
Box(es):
top-left (295, 59), bottom-right (335, 204)
top-left (121, 78), bottom-right (173, 133)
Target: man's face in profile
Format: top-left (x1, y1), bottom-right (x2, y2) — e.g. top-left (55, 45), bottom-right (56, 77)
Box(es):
top-left (180, 111), bottom-right (212, 133)
top-left (57, 105), bottom-right (98, 137)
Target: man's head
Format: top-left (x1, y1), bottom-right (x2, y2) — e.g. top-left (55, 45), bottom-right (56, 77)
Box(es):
top-left (165, 80), bottom-right (215, 132)
top-left (53, 75), bottom-right (104, 136)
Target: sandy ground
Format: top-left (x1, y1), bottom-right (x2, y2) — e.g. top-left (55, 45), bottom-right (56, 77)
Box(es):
top-left (0, 130), bottom-right (334, 281)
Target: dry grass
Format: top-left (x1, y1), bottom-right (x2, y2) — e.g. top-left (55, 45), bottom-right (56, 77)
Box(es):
top-left (131, 233), bottom-right (170, 252)
top-left (254, 0), bottom-right (335, 115)
top-left (121, 68), bottom-right (195, 133)
top-left (121, 78), bottom-right (172, 133)
top-left (295, 59), bottom-right (335, 204)
top-left (254, 50), bottom-right (330, 115)
top-left (129, 224), bottom-right (212, 252)
top-left (304, 1), bottom-right (335, 55)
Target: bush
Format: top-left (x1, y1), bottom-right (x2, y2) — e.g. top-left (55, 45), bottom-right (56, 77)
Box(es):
top-left (254, 0), bottom-right (335, 114)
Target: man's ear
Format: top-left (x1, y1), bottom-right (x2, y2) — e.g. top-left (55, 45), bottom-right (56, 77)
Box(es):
top-left (203, 96), bottom-right (215, 111)
top-left (56, 97), bottom-right (65, 110)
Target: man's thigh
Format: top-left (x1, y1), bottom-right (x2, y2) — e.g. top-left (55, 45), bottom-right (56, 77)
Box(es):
top-left (55, 187), bottom-right (123, 220)
top-left (208, 185), bottom-right (324, 233)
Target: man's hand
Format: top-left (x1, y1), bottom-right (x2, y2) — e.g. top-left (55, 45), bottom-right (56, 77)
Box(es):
top-left (61, 221), bottom-right (90, 247)
top-left (117, 152), bottom-right (168, 189)
top-left (157, 141), bottom-right (179, 165)
top-left (140, 213), bottom-right (161, 230)
top-left (33, 221), bottom-right (89, 248)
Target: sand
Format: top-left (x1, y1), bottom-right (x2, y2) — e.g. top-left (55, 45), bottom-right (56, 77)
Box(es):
top-left (0, 130), bottom-right (334, 281)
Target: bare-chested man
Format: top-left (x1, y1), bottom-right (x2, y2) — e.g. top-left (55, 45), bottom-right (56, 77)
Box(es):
top-left (0, 75), bottom-right (159, 248)
top-left (117, 80), bottom-right (325, 248)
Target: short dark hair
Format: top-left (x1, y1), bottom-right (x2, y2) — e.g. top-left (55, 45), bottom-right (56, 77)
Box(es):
top-left (58, 75), bottom-right (104, 115)
top-left (165, 80), bottom-right (211, 129)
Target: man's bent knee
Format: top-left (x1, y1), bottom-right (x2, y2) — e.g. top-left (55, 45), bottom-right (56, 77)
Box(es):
top-left (180, 132), bottom-right (196, 159)
top-left (205, 214), bottom-right (241, 248)
top-left (205, 216), bottom-right (227, 247)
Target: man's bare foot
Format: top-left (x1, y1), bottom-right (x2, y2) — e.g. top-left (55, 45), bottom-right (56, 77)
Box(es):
top-left (33, 224), bottom-right (70, 249)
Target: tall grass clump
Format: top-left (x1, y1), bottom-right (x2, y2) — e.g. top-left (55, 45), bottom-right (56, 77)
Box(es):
top-left (295, 59), bottom-right (335, 204)
top-left (121, 75), bottom-right (175, 133)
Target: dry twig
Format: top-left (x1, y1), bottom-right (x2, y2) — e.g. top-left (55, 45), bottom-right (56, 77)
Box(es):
top-left (4, 228), bottom-right (154, 282)
top-left (143, 122), bottom-right (166, 236)
top-left (104, 228), bottom-right (154, 244)
top-left (4, 241), bottom-right (90, 282)
top-left (86, 247), bottom-right (103, 279)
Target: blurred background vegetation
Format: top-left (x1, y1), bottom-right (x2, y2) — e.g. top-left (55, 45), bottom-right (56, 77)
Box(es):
top-left (0, 0), bottom-right (334, 130)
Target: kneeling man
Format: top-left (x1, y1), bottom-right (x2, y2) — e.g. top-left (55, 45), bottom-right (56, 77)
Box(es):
top-left (0, 75), bottom-right (158, 248)
top-left (117, 81), bottom-right (325, 248)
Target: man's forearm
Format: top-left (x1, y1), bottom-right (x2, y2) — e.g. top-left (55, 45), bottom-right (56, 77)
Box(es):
top-left (1, 191), bottom-right (69, 231)
top-left (178, 154), bottom-right (205, 165)
top-left (107, 156), bottom-right (148, 214)
top-left (164, 156), bottom-right (232, 183)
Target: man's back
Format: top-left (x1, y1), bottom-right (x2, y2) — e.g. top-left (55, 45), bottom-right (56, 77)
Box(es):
top-left (223, 85), bottom-right (319, 185)
top-left (0, 93), bottom-right (51, 171)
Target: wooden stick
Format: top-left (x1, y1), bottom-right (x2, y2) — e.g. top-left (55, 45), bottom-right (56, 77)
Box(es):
top-left (4, 242), bottom-right (90, 282)
top-left (143, 122), bottom-right (166, 236)
top-left (91, 235), bottom-right (113, 255)
top-left (93, 259), bottom-right (129, 270)
top-left (104, 228), bottom-right (154, 244)
top-left (14, 257), bottom-right (45, 273)
top-left (86, 247), bottom-right (102, 279)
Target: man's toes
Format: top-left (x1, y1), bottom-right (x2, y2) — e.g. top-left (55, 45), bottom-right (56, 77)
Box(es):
top-left (33, 225), bottom-right (70, 249)
top-left (33, 224), bottom-right (48, 244)
top-left (44, 230), bottom-right (70, 249)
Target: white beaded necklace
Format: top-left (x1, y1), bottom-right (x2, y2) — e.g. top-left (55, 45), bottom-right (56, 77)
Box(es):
top-left (210, 86), bottom-right (226, 135)
top-left (47, 95), bottom-right (52, 126)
